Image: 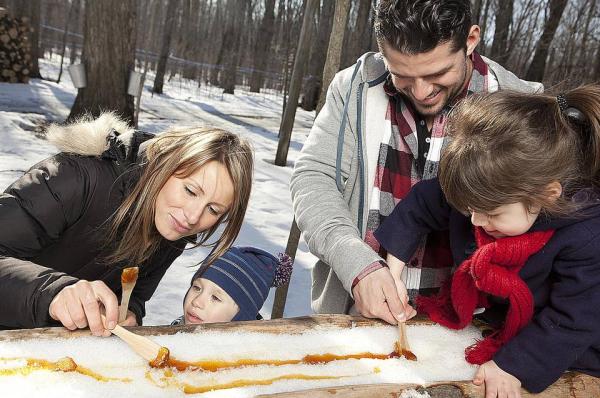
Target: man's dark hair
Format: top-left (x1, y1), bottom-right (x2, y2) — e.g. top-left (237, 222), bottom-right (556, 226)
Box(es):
top-left (375, 0), bottom-right (472, 54)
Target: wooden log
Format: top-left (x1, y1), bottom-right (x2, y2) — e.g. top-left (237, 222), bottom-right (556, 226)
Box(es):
top-left (0, 314), bottom-right (433, 342)
top-left (256, 382), bottom-right (475, 398)
top-left (0, 13), bottom-right (32, 83)
top-left (256, 373), bottom-right (600, 398)
top-left (0, 314), bottom-right (596, 397)
top-left (0, 315), bottom-right (381, 340)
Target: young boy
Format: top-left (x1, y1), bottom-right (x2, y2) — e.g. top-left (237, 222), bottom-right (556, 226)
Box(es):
top-left (172, 246), bottom-right (292, 325)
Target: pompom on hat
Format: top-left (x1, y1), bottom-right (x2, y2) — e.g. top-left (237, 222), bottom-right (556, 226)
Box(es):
top-left (192, 247), bottom-right (293, 321)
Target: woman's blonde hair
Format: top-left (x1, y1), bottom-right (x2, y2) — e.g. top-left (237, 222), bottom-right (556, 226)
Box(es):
top-left (106, 127), bottom-right (253, 267)
top-left (439, 84), bottom-right (600, 217)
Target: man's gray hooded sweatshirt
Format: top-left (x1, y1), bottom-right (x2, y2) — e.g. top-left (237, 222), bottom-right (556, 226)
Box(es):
top-left (290, 52), bottom-right (543, 314)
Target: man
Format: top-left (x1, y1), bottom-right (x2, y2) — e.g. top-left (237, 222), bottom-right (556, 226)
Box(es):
top-left (290, 0), bottom-right (542, 325)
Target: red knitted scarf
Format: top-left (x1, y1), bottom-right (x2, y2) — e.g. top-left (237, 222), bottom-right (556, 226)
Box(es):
top-left (417, 227), bottom-right (555, 364)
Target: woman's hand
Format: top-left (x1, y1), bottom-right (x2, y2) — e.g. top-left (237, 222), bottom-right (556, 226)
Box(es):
top-left (386, 253), bottom-right (417, 322)
top-left (473, 360), bottom-right (522, 398)
top-left (49, 280), bottom-right (119, 337)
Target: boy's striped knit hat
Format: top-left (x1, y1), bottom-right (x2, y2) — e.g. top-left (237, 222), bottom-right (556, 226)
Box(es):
top-left (192, 246), bottom-right (293, 321)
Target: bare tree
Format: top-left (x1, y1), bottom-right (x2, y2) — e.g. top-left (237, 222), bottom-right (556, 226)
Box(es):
top-left (594, 48), bottom-right (600, 82)
top-left (553, 1), bottom-right (589, 82)
top-left (68, 0), bottom-right (82, 64)
top-left (476, 0), bottom-right (492, 54)
top-left (68, 0), bottom-right (136, 123)
top-left (472, 0), bottom-right (484, 23)
top-left (525, 0), bottom-right (568, 81)
top-left (56, 0), bottom-right (77, 83)
top-left (299, 0), bottom-right (334, 111)
top-left (209, 1), bottom-right (226, 86)
top-left (275, 0), bottom-right (318, 166)
top-left (272, 0), bottom-right (351, 318)
top-left (490, 0), bottom-right (513, 65)
top-left (576, 0), bottom-right (597, 72)
top-left (345, 0), bottom-right (374, 64)
top-left (250, 0), bottom-right (276, 92)
top-left (220, 0), bottom-right (248, 94)
top-left (152, 0), bottom-right (179, 94)
top-left (317, 0), bottom-right (351, 112)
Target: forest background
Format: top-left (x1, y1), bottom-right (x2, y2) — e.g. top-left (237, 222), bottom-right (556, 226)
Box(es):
top-left (3, 0), bottom-right (598, 120)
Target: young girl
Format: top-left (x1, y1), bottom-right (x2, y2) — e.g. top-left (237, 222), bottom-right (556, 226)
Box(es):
top-left (0, 113), bottom-right (253, 335)
top-left (374, 85), bottom-right (600, 397)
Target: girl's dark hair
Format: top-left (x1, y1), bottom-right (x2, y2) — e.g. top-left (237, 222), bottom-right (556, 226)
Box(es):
top-left (375, 0), bottom-right (472, 54)
top-left (439, 85), bottom-right (600, 217)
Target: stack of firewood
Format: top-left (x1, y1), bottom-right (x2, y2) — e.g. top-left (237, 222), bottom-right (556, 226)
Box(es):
top-left (0, 8), bottom-right (32, 83)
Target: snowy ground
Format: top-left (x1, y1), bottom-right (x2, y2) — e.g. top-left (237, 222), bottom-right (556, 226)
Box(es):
top-left (0, 55), bottom-right (318, 325)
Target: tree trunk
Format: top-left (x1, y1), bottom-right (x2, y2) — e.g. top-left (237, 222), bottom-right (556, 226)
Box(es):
top-left (350, 0), bottom-right (374, 62)
top-left (489, 0), bottom-right (513, 65)
top-left (576, 0), bottom-right (596, 77)
top-left (152, 0), bottom-right (178, 94)
top-left (472, 0), bottom-right (484, 24)
top-left (272, 0), bottom-right (351, 316)
top-left (209, 1), bottom-right (225, 86)
top-left (478, 0), bottom-right (491, 54)
top-left (56, 0), bottom-right (77, 84)
top-left (525, 0), bottom-right (568, 82)
top-left (505, 0), bottom-right (535, 64)
top-left (220, 0), bottom-right (246, 94)
top-left (554, 1), bottom-right (587, 82)
top-left (275, 0), bottom-right (318, 166)
top-left (249, 0), bottom-right (276, 92)
top-left (28, 0), bottom-right (41, 78)
top-left (299, 0), bottom-right (334, 111)
top-left (594, 48), bottom-right (600, 82)
top-left (178, 0), bottom-right (195, 79)
top-left (68, 0), bottom-right (136, 124)
top-left (317, 0), bottom-right (351, 113)
top-left (69, 0), bottom-right (81, 64)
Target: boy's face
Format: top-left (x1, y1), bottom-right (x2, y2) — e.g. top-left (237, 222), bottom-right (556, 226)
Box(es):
top-left (183, 278), bottom-right (239, 324)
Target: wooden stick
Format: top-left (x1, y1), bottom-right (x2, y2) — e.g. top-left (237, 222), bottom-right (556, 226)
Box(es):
top-left (119, 267), bottom-right (139, 323)
top-left (395, 322), bottom-right (404, 356)
top-left (400, 322), bottom-right (411, 352)
top-left (109, 323), bottom-right (163, 363)
top-left (99, 313), bottom-right (165, 364)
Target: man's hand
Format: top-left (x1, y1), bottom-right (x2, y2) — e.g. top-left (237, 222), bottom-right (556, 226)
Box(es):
top-left (49, 280), bottom-right (119, 337)
top-left (473, 360), bottom-right (522, 398)
top-left (352, 267), bottom-right (407, 324)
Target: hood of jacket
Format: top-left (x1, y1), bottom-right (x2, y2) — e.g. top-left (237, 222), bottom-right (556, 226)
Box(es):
top-left (45, 112), bottom-right (154, 172)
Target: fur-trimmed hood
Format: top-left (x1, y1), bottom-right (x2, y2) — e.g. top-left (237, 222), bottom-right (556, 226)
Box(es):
top-left (46, 112), bottom-right (136, 157)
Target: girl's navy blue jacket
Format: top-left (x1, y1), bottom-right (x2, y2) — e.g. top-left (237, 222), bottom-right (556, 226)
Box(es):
top-left (374, 178), bottom-right (600, 393)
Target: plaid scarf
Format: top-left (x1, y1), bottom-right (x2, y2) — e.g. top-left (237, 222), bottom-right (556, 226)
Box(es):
top-left (366, 51), bottom-right (489, 301)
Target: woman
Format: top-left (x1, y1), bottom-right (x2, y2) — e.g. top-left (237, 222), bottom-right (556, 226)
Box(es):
top-left (0, 112), bottom-right (253, 336)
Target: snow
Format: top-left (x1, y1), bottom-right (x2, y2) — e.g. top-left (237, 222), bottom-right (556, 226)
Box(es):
top-left (0, 55), bottom-right (318, 324)
top-left (0, 323), bottom-right (480, 397)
